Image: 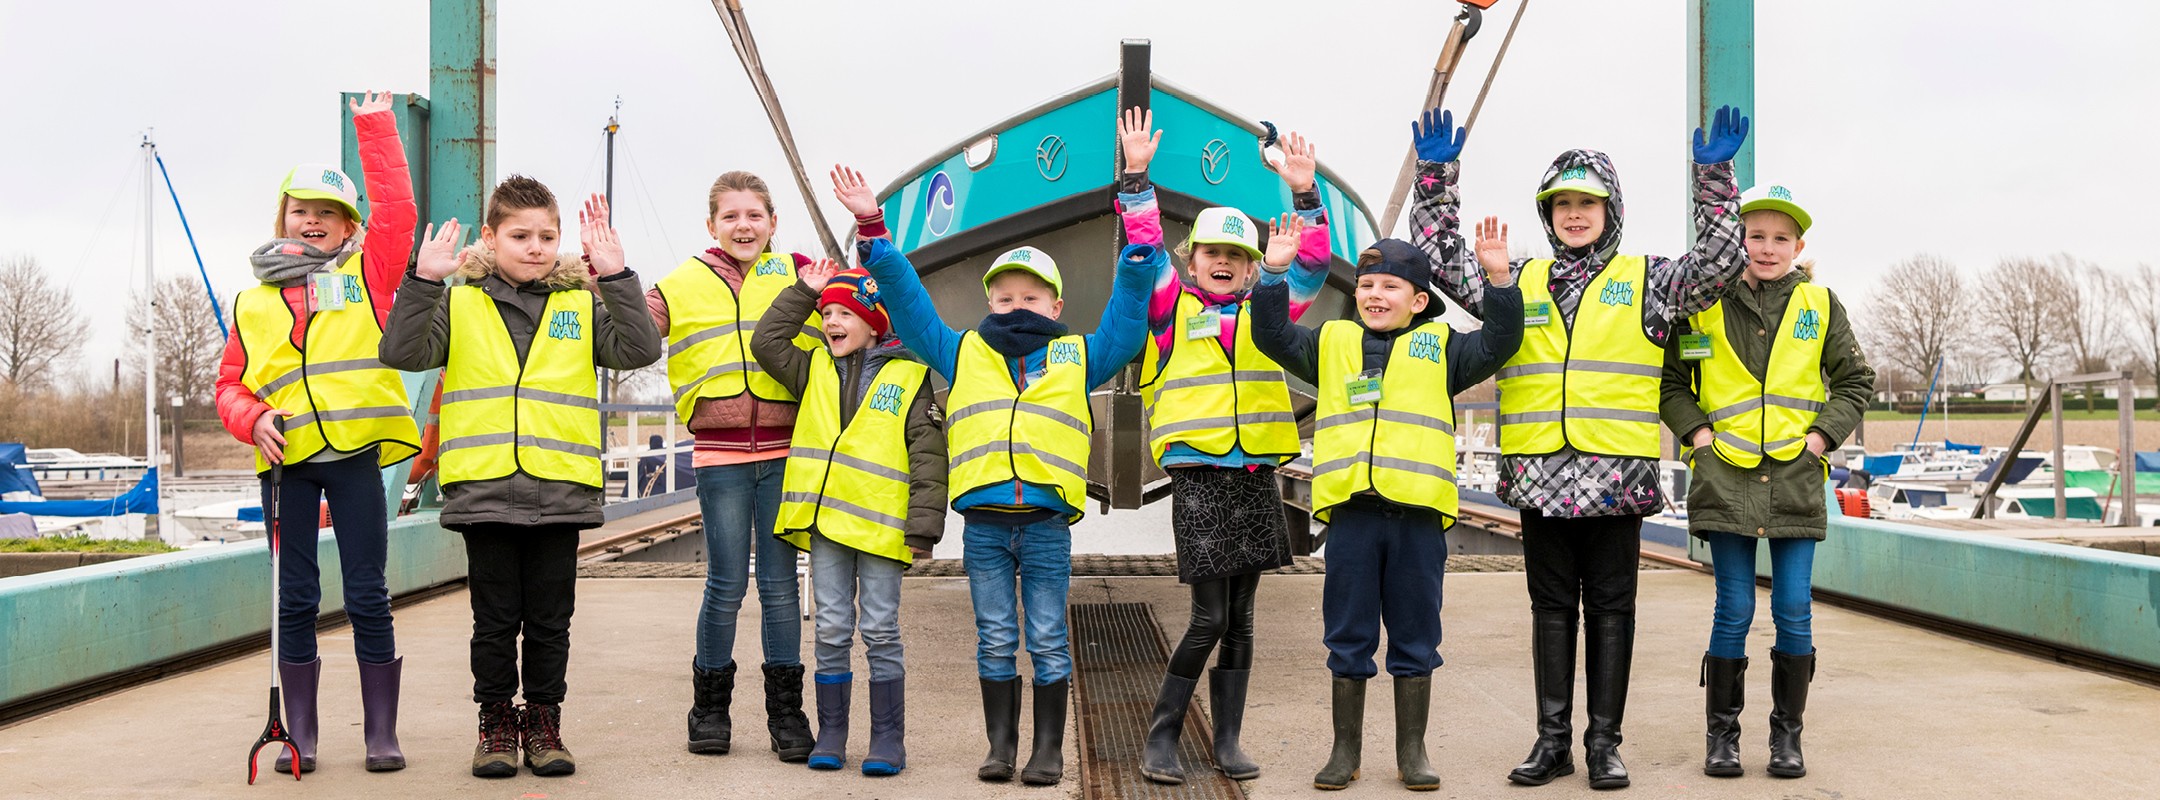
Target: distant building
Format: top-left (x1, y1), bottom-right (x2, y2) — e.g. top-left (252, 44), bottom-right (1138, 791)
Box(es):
top-left (1980, 383), bottom-right (2033, 402)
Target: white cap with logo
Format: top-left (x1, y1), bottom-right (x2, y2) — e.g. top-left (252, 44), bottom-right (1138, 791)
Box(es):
top-left (280, 163), bottom-right (362, 220)
top-left (1188, 207), bottom-right (1264, 260)
top-left (982, 245), bottom-right (1063, 298)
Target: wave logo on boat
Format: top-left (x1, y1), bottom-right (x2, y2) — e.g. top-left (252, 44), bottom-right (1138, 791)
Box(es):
top-left (925, 171), bottom-right (957, 238)
top-left (1036, 135), bottom-right (1069, 181)
top-left (1201, 139), bottom-right (1231, 185)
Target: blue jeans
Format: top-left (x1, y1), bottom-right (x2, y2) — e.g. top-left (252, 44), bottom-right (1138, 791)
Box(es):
top-left (261, 449), bottom-right (394, 665)
top-left (810, 534), bottom-right (906, 682)
top-left (1704, 531), bottom-right (1816, 658)
top-left (963, 516), bottom-right (1073, 684)
top-left (694, 461), bottom-right (801, 670)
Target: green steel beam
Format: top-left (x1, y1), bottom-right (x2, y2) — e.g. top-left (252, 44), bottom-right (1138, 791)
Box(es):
top-left (1687, 0), bottom-right (1755, 194)
top-left (338, 93), bottom-right (433, 231)
top-left (428, 0), bottom-right (495, 230)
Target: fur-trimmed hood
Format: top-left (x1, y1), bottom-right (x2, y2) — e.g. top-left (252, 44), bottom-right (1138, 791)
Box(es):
top-left (454, 243), bottom-right (595, 291)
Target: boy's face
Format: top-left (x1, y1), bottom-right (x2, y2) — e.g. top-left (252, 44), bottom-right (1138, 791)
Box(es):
top-left (283, 197), bottom-right (356, 251)
top-left (985, 270), bottom-right (1062, 321)
top-left (1187, 243), bottom-right (1256, 295)
top-left (1355, 273), bottom-right (1429, 332)
top-left (1548, 191), bottom-right (1606, 249)
top-left (1741, 210), bottom-right (1806, 283)
top-left (482, 207), bottom-right (562, 285)
top-left (821, 303), bottom-right (878, 357)
top-left (708, 190), bottom-right (775, 264)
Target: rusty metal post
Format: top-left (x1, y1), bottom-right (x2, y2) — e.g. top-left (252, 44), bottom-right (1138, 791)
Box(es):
top-left (429, 0), bottom-right (495, 230)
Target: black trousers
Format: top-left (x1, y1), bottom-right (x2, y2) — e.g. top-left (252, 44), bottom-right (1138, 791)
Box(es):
top-left (461, 524), bottom-right (580, 705)
top-left (1519, 510), bottom-right (1642, 622)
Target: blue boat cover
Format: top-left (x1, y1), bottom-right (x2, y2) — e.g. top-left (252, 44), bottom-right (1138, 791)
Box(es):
top-left (1861, 454), bottom-right (1905, 477)
top-left (0, 468), bottom-right (158, 516)
top-left (1942, 440), bottom-right (1983, 454)
top-left (2138, 451), bottom-right (2160, 474)
top-left (237, 505), bottom-right (264, 523)
top-left (1975, 453), bottom-right (2043, 486)
top-left (0, 443), bottom-right (40, 497)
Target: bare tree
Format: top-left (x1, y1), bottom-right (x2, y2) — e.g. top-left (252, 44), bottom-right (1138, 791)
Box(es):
top-left (2052, 254), bottom-right (2120, 397)
top-left (0, 255), bottom-right (88, 389)
top-left (125, 275), bottom-right (227, 407)
top-left (2127, 263), bottom-right (2160, 401)
top-left (1976, 257), bottom-right (2075, 384)
top-left (1860, 255), bottom-right (1969, 391)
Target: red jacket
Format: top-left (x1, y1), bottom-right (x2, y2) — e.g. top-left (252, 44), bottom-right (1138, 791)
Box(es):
top-left (213, 109), bottom-right (416, 445)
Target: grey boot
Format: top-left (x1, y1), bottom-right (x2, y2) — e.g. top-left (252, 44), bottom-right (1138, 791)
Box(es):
top-left (1209, 668), bottom-right (1261, 780)
top-left (358, 657), bottom-right (405, 771)
top-left (1312, 677), bottom-right (1365, 790)
top-left (1140, 673), bottom-right (1197, 784)
top-left (274, 658), bottom-right (320, 774)
top-left (862, 677), bottom-right (906, 776)
top-left (1395, 675), bottom-right (1439, 791)
top-left (807, 673), bottom-right (850, 770)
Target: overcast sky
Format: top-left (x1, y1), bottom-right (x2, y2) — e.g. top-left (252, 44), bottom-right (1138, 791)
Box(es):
top-left (2, 0), bottom-right (2153, 375)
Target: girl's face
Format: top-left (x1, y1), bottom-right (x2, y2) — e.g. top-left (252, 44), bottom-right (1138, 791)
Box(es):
top-left (483, 208), bottom-right (561, 284)
top-left (708, 191), bottom-right (776, 263)
top-left (1186, 243), bottom-right (1256, 295)
top-left (283, 197), bottom-right (356, 251)
top-left (1741, 210), bottom-right (1806, 284)
top-left (1548, 191), bottom-right (1606, 250)
top-left (1354, 273), bottom-right (1429, 332)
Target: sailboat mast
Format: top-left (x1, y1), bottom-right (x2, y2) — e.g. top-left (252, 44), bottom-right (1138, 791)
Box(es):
top-left (141, 133), bottom-right (167, 540)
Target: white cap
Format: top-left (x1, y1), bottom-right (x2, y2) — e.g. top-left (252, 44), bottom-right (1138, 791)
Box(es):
top-left (280, 163), bottom-right (361, 219)
top-left (982, 245), bottom-right (1063, 298)
top-left (1188, 207), bottom-right (1264, 260)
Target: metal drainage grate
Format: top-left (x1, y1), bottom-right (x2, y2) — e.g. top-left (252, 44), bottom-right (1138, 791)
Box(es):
top-left (1070, 602), bottom-right (1244, 800)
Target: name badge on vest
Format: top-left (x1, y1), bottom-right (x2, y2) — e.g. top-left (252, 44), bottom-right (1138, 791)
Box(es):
top-left (312, 273), bottom-right (346, 312)
top-left (1346, 369), bottom-right (1383, 406)
top-left (1524, 301), bottom-right (1552, 327)
top-left (1678, 333), bottom-right (1713, 361)
top-left (1186, 310), bottom-right (1223, 340)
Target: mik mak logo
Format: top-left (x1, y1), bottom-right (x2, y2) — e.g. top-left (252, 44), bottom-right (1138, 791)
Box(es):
top-left (754, 258), bottom-right (791, 277)
top-left (868, 382), bottom-right (904, 415)
top-left (546, 310), bottom-right (583, 341)
top-left (1557, 166), bottom-right (1589, 183)
top-left (319, 170), bottom-right (346, 190)
top-left (1406, 331), bottom-right (1443, 363)
top-left (1220, 215), bottom-right (1247, 238)
top-left (1791, 308), bottom-right (1821, 341)
top-left (1048, 340), bottom-right (1081, 366)
top-left (1598, 279), bottom-right (1635, 307)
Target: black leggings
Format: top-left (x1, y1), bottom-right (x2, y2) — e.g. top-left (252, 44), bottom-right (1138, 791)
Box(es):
top-left (1167, 571), bottom-right (1261, 678)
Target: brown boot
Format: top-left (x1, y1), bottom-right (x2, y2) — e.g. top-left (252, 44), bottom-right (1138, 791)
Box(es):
top-left (470, 702), bottom-right (519, 778)
top-left (520, 703), bottom-right (576, 776)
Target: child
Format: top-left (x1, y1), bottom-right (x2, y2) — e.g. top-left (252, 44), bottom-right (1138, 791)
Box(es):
top-left (1250, 217), bottom-right (1523, 792)
top-left (834, 163), bottom-right (1153, 787)
top-left (212, 90), bottom-right (421, 774)
top-left (380, 178), bottom-right (662, 778)
top-left (1111, 108), bottom-right (1331, 785)
top-left (750, 258), bottom-right (946, 777)
top-left (1409, 105), bottom-right (1752, 790)
top-left (647, 171), bottom-right (818, 760)
top-left (1659, 185), bottom-right (1871, 780)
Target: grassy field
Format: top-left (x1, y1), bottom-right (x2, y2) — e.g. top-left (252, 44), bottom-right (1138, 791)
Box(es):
top-left (0, 535), bottom-right (178, 554)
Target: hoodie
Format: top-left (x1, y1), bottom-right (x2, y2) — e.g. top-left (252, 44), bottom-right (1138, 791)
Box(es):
top-left (1408, 149), bottom-right (1746, 517)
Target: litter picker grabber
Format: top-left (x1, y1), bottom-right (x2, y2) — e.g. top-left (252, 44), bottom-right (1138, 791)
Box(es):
top-left (1374, 0), bottom-right (1528, 238)
top-left (247, 416), bottom-right (300, 784)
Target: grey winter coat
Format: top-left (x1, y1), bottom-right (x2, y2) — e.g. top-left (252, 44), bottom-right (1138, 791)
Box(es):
top-left (379, 246), bottom-right (664, 530)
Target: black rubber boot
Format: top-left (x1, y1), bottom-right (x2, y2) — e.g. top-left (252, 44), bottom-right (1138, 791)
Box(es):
top-left (807, 673), bottom-right (850, 770)
top-left (1583, 614), bottom-right (1635, 790)
top-left (1312, 677), bottom-right (1364, 790)
top-left (763, 662), bottom-right (814, 762)
top-left (1140, 673), bottom-right (1197, 784)
top-left (1508, 614), bottom-right (1577, 786)
top-left (1208, 668), bottom-right (1261, 780)
top-left (687, 661), bottom-right (734, 755)
top-left (862, 677), bottom-right (907, 776)
top-left (977, 677), bottom-right (1022, 781)
top-left (1702, 654), bottom-right (1747, 777)
top-left (1766, 649), bottom-right (1815, 778)
top-left (1020, 679), bottom-right (1068, 786)
top-left (1394, 675), bottom-right (1440, 791)
top-left (470, 701), bottom-right (520, 778)
top-left (274, 658), bottom-right (320, 774)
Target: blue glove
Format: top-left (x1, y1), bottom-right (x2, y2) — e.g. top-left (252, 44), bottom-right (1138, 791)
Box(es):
top-left (1412, 108), bottom-right (1468, 164)
top-left (1691, 105), bottom-right (1751, 165)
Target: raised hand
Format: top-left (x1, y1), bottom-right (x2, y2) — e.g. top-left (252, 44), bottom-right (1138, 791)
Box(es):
top-left (1276, 131), bottom-right (1317, 193)
top-left (415, 219), bottom-right (465, 281)
top-left (798, 258), bottom-right (839, 292)
top-left (829, 165), bottom-right (878, 218)
top-left (580, 194), bottom-right (624, 277)
top-left (1412, 107), bottom-right (1467, 164)
top-left (1691, 104), bottom-right (1751, 165)
top-left (350, 90), bottom-right (396, 117)
top-left (1118, 106), bottom-right (1161, 174)
top-left (1263, 213), bottom-right (1304, 271)
top-left (1474, 216), bottom-right (1511, 282)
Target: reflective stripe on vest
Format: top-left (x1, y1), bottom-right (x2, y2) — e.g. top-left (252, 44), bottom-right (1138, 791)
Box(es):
top-left (776, 351), bottom-right (928, 563)
top-left (1138, 294), bottom-right (1298, 465)
top-left (233, 253), bottom-right (419, 474)
top-left (1691, 283), bottom-right (1830, 468)
top-left (1496, 256), bottom-right (1663, 459)
top-left (656, 254), bottom-right (822, 420)
top-left (438, 286), bottom-right (604, 487)
top-left (945, 333), bottom-right (1093, 521)
top-left (1310, 320), bottom-right (1460, 523)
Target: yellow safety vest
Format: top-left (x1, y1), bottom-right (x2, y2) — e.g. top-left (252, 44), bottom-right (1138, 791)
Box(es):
top-left (1311, 320), bottom-right (1459, 523)
top-left (1689, 283), bottom-right (1830, 468)
top-left (1496, 256), bottom-right (1664, 459)
top-left (776, 351), bottom-right (928, 563)
top-left (655, 253), bottom-right (822, 420)
top-left (233, 254), bottom-right (419, 473)
top-left (1139, 294), bottom-right (1298, 465)
top-left (437, 286), bottom-right (604, 488)
top-left (945, 333), bottom-right (1093, 520)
